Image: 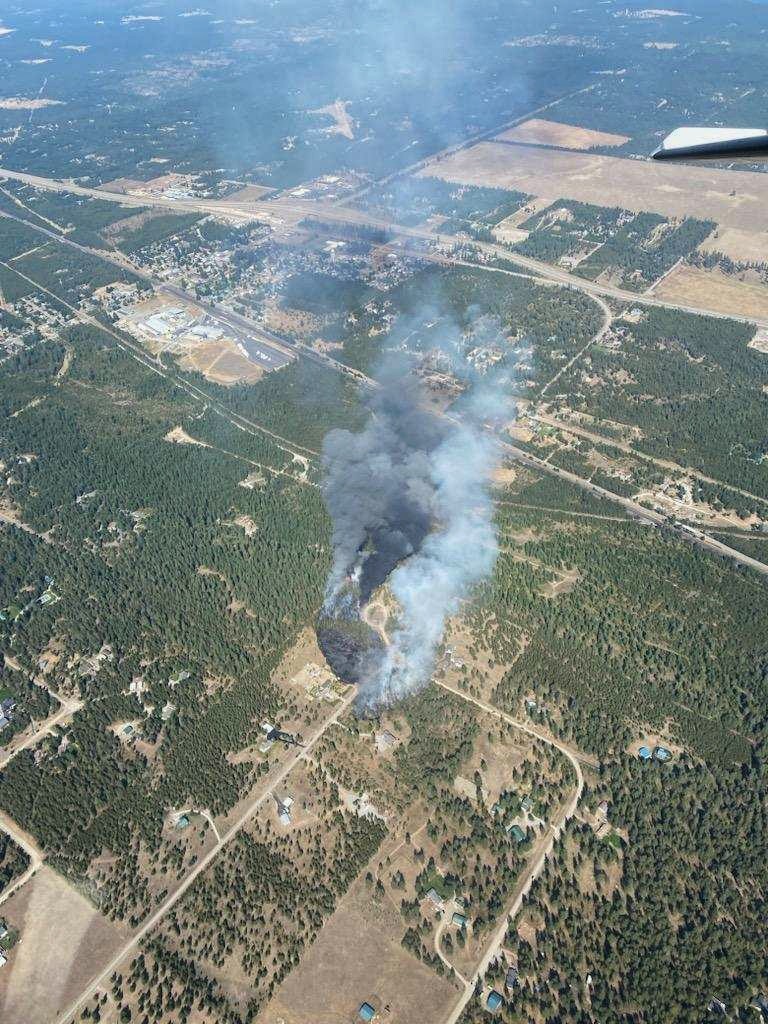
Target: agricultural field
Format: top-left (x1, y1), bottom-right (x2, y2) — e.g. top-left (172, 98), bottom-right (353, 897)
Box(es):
top-left (0, 866), bottom-right (127, 1024)
top-left (495, 118), bottom-right (630, 151)
top-left (419, 143), bottom-right (768, 235)
top-left (653, 264), bottom-right (768, 320)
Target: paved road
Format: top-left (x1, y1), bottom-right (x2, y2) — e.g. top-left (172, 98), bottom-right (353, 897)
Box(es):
top-left (533, 410), bottom-right (768, 510)
top-left (53, 692), bottom-right (355, 1024)
top-left (495, 433), bottom-right (768, 577)
top-left (3, 165), bottom-right (768, 331)
top-left (5, 205), bottom-right (766, 579)
top-left (436, 682), bottom-right (584, 1024)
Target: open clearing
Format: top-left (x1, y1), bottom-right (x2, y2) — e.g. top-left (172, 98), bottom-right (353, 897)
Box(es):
top-left (496, 118), bottom-right (629, 151)
top-left (653, 264), bottom-right (768, 320)
top-left (311, 99), bottom-right (355, 140)
top-left (697, 225), bottom-right (768, 264)
top-left (0, 97), bottom-right (64, 110)
top-left (257, 876), bottom-right (458, 1024)
top-left (419, 142), bottom-right (768, 233)
top-left (0, 866), bottom-right (126, 1024)
top-left (178, 338), bottom-right (265, 384)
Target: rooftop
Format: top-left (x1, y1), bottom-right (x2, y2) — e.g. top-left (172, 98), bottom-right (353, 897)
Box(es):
top-left (487, 990), bottom-right (503, 1011)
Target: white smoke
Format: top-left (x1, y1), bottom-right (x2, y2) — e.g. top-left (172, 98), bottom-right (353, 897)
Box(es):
top-left (320, 319), bottom-right (514, 712)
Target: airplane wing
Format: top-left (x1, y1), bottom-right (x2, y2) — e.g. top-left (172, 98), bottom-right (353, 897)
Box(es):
top-left (652, 127), bottom-right (768, 160)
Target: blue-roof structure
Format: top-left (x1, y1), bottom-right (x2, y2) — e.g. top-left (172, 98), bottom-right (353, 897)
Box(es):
top-left (638, 745), bottom-right (652, 760)
top-left (486, 989), bottom-right (503, 1012)
top-left (654, 746), bottom-right (672, 761)
top-left (359, 1002), bottom-right (375, 1022)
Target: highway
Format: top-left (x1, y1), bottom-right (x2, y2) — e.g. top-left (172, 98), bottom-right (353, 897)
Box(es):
top-left (3, 207), bottom-right (767, 579)
top-left (3, 163), bottom-right (768, 331)
top-left (494, 433), bottom-right (768, 577)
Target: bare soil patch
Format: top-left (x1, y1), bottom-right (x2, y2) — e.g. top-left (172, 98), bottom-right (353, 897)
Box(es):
top-left (496, 118), bottom-right (629, 151)
top-left (311, 99), bottom-right (355, 140)
top-left (0, 97), bottom-right (64, 110)
top-left (419, 143), bottom-right (768, 233)
top-left (220, 184), bottom-right (273, 204)
top-left (178, 339), bottom-right (264, 384)
top-left (697, 226), bottom-right (768, 264)
top-left (164, 425), bottom-right (210, 447)
top-left (258, 876), bottom-right (457, 1024)
top-left (654, 264), bottom-right (768, 320)
top-left (0, 866), bottom-right (126, 1024)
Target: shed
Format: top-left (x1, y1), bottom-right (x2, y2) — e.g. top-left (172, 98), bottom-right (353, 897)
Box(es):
top-left (0, 716), bottom-right (10, 732)
top-left (506, 966), bottom-right (518, 989)
top-left (452, 912), bottom-right (468, 928)
top-left (175, 815), bottom-right (190, 830)
top-left (507, 824), bottom-right (526, 843)
top-left (654, 746), bottom-right (672, 762)
top-left (358, 1002), bottom-right (375, 1022)
top-left (486, 989), bottom-right (503, 1012)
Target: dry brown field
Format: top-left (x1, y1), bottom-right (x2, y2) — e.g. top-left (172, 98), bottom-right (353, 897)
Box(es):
top-left (697, 225), bottom-right (768, 263)
top-left (0, 866), bottom-right (126, 1024)
top-left (220, 184), bottom-right (273, 203)
top-left (653, 264), bottom-right (768, 320)
top-left (419, 142), bottom-right (768, 233)
top-left (496, 118), bottom-right (629, 150)
top-left (179, 339), bottom-right (265, 384)
top-left (257, 876), bottom-right (459, 1024)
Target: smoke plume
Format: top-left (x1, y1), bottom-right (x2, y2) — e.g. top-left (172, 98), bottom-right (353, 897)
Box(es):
top-left (319, 332), bottom-right (512, 712)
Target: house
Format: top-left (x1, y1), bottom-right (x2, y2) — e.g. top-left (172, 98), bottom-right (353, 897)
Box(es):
top-left (276, 795), bottom-right (293, 826)
top-left (424, 888), bottom-right (444, 908)
top-left (506, 966), bottom-right (518, 989)
top-left (0, 716), bottom-right (10, 732)
top-left (0, 951), bottom-right (6, 968)
top-left (486, 989), bottom-right (503, 1012)
top-left (507, 824), bottom-right (526, 843)
top-left (0, 698), bottom-right (15, 716)
top-left (375, 730), bottom-right (397, 753)
top-left (751, 994), bottom-right (768, 1016)
top-left (175, 815), bottom-right (190, 831)
top-left (0, 922), bottom-right (8, 941)
top-left (358, 1002), bottom-right (376, 1022)
top-left (520, 796), bottom-right (533, 813)
top-left (638, 745), bottom-right (652, 760)
top-left (654, 746), bottom-right (672, 762)
top-left (708, 998), bottom-right (727, 1015)
top-left (452, 912), bottom-right (468, 928)
top-left (597, 800), bottom-right (610, 818)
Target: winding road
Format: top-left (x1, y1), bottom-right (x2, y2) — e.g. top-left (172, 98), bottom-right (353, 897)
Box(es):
top-left (435, 682), bottom-right (585, 1024)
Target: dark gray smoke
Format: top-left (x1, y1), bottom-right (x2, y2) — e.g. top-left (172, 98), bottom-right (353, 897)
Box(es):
top-left (319, 337), bottom-right (512, 711)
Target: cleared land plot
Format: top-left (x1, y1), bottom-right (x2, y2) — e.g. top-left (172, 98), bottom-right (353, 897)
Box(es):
top-left (419, 143), bottom-right (768, 233)
top-left (654, 265), bottom-right (768, 320)
top-left (179, 339), bottom-right (265, 384)
top-left (220, 184), bottom-right (273, 204)
top-left (258, 878), bottom-right (458, 1024)
top-left (697, 226), bottom-right (768, 264)
top-left (0, 865), bottom-right (126, 1024)
top-left (496, 118), bottom-right (630, 151)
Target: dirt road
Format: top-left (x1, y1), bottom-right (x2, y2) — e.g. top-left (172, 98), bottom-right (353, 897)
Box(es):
top-left (533, 411), bottom-right (768, 510)
top-left (435, 682), bottom-right (584, 1024)
top-left (0, 809), bottom-right (44, 908)
top-left (53, 691), bottom-right (356, 1024)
